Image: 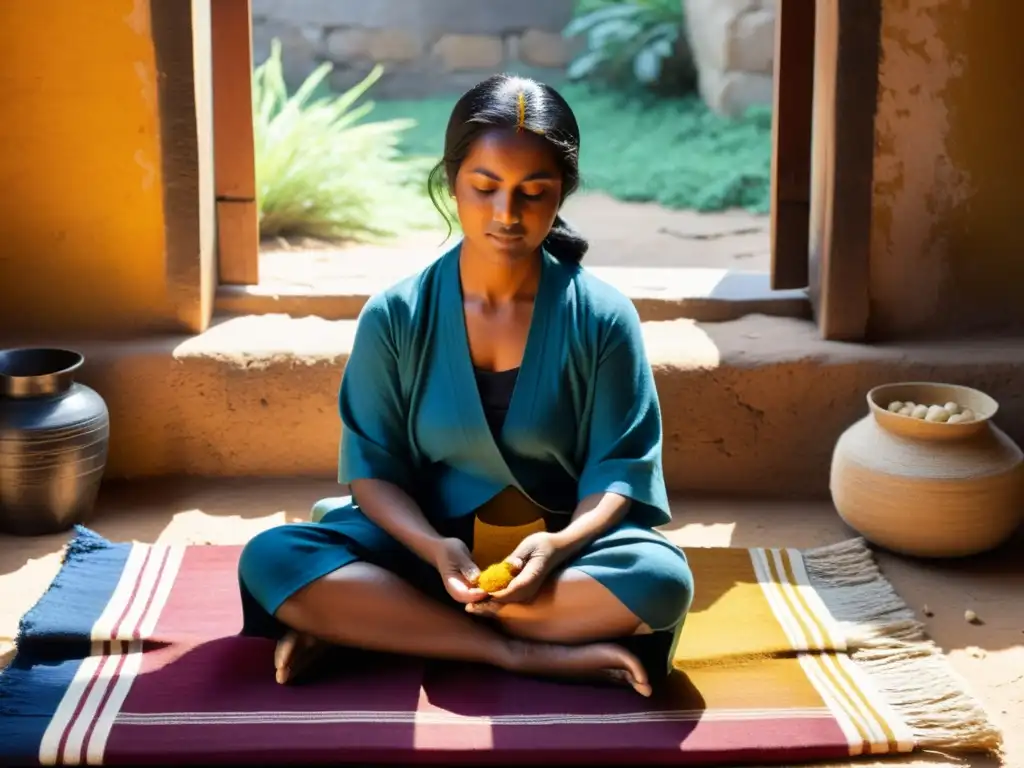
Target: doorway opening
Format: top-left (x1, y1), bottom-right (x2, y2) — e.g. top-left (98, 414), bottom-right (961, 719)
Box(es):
top-left (210, 0), bottom-right (880, 340)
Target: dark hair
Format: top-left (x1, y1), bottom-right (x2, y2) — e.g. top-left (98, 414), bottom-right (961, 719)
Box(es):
top-left (427, 74), bottom-right (589, 264)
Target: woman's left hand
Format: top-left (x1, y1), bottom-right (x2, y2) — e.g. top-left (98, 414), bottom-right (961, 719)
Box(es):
top-left (488, 531), bottom-right (563, 604)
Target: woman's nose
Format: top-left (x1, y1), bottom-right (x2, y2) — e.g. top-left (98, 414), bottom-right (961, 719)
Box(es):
top-left (492, 190), bottom-right (519, 225)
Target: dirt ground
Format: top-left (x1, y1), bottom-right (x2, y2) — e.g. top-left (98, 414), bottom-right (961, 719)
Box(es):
top-left (257, 192), bottom-right (771, 291)
top-left (2, 478), bottom-right (1020, 768)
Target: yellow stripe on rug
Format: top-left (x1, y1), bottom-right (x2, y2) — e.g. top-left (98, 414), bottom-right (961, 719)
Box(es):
top-left (669, 653), bottom-right (916, 757)
top-left (668, 537), bottom-right (1003, 758)
top-left (675, 538), bottom-right (925, 664)
top-left (799, 652), bottom-right (913, 755)
top-left (675, 547), bottom-right (845, 661)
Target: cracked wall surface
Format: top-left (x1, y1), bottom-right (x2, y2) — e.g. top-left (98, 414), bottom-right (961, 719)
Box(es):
top-left (869, 0), bottom-right (1024, 340)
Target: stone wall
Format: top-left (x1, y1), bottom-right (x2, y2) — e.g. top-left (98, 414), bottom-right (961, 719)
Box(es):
top-left (683, 0), bottom-right (776, 117)
top-left (250, 0), bottom-right (576, 98)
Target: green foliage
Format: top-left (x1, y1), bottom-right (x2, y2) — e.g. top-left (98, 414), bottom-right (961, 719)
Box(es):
top-left (564, 0), bottom-right (696, 93)
top-left (252, 40), bottom-right (438, 242)
top-left (369, 84), bottom-right (773, 214)
top-left (570, 89), bottom-right (773, 213)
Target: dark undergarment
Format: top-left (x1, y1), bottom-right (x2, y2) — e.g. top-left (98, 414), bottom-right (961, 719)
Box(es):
top-left (474, 366), bottom-right (519, 437)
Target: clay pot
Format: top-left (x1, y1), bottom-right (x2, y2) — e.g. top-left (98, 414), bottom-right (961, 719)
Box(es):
top-left (830, 382), bottom-right (1024, 558)
top-left (0, 348), bottom-right (110, 536)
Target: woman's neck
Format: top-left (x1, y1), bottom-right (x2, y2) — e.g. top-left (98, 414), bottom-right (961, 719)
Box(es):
top-left (458, 239), bottom-right (541, 304)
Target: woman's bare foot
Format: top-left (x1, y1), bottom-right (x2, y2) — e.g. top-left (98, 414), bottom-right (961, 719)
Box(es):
top-left (504, 639), bottom-right (652, 697)
top-left (273, 631), bottom-right (650, 696)
top-left (274, 630), bottom-right (329, 684)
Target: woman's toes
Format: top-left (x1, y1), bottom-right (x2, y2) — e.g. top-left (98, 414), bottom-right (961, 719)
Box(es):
top-left (274, 631), bottom-right (326, 685)
top-left (465, 600), bottom-right (502, 618)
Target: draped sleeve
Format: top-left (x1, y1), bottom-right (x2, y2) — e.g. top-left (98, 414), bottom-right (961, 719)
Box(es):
top-left (337, 294), bottom-right (413, 491)
top-left (576, 300), bottom-right (671, 527)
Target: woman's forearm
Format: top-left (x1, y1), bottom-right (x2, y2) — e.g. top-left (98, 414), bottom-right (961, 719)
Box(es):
top-left (349, 478), bottom-right (446, 564)
top-left (549, 491), bottom-right (631, 563)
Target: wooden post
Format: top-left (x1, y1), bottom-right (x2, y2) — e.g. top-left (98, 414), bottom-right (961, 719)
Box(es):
top-left (769, 0), bottom-right (816, 291)
top-left (211, 0), bottom-right (259, 285)
top-left (807, 0), bottom-right (881, 340)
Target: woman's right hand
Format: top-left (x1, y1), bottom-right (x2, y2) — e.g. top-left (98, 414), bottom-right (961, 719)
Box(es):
top-left (433, 538), bottom-right (488, 604)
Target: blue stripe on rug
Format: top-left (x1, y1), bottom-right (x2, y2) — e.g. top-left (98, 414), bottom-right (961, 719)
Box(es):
top-left (0, 526), bottom-right (132, 764)
top-left (16, 526), bottom-right (133, 643)
top-left (0, 652), bottom-right (92, 765)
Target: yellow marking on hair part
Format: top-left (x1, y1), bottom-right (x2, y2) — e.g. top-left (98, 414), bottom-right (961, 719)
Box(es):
top-left (516, 91), bottom-right (526, 131)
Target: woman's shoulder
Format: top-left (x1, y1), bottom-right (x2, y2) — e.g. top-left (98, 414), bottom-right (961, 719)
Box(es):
top-left (360, 251), bottom-right (448, 329)
top-left (561, 262), bottom-right (642, 336)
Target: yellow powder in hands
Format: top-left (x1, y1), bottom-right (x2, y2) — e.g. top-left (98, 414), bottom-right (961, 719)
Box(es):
top-left (477, 561), bottom-right (516, 594)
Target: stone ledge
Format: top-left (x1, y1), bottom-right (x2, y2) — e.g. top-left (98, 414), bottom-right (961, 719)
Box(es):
top-left (8, 315), bottom-right (1024, 498)
top-left (216, 268), bottom-right (811, 323)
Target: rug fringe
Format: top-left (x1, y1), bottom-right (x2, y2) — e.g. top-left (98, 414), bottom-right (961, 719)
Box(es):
top-left (13, 526), bottom-right (111, 646)
top-left (803, 538), bottom-right (1004, 756)
top-left (802, 537), bottom-right (926, 647)
top-left (852, 643), bottom-right (1004, 755)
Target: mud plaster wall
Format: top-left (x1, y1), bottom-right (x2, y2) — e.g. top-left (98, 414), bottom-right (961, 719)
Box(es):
top-left (0, 0), bottom-right (215, 342)
top-left (0, 0), bottom-right (172, 338)
top-left (870, 0), bottom-right (1024, 340)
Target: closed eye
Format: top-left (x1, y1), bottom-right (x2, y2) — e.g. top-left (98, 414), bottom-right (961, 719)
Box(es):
top-left (473, 187), bottom-right (546, 201)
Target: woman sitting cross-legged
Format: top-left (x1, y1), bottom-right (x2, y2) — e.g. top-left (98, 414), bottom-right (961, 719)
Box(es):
top-left (236, 73), bottom-right (695, 698)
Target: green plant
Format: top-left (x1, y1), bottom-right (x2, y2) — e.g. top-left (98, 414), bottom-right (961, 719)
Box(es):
top-left (564, 0), bottom-right (696, 93)
top-left (252, 39), bottom-right (438, 242)
top-left (370, 83), bottom-right (773, 214)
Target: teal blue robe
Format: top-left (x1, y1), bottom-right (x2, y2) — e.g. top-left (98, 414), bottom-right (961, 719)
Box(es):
top-left (237, 243), bottom-right (693, 676)
top-left (338, 243), bottom-right (672, 529)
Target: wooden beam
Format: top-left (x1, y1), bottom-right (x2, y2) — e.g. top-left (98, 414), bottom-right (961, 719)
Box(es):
top-left (807, 0), bottom-right (881, 340)
top-left (211, 0), bottom-right (259, 285)
top-left (769, 0), bottom-right (816, 290)
top-left (216, 200), bottom-right (259, 285)
top-left (150, 0), bottom-right (217, 333)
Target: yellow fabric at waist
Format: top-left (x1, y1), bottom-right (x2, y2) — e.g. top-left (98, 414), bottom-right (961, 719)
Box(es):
top-left (471, 487), bottom-right (547, 567)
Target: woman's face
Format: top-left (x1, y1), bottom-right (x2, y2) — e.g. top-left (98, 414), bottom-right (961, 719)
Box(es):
top-left (453, 128), bottom-right (564, 263)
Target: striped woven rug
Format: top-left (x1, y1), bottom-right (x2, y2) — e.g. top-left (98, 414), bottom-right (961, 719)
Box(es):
top-left (0, 527), bottom-right (1002, 765)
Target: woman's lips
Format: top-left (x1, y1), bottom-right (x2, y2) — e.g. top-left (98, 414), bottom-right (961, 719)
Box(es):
top-left (487, 233), bottom-right (524, 245)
